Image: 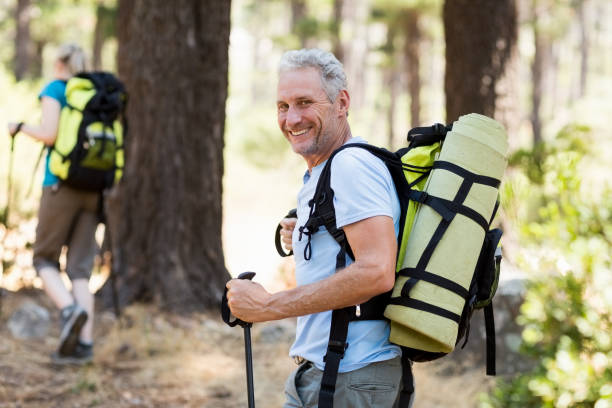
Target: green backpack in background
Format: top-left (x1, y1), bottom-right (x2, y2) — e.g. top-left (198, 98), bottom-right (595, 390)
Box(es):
top-left (49, 72), bottom-right (127, 191)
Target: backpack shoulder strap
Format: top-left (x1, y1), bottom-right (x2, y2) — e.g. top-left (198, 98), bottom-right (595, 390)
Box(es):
top-left (305, 143), bottom-right (398, 408)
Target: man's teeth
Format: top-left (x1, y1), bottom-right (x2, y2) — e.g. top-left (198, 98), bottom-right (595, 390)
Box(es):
top-left (291, 129), bottom-right (308, 136)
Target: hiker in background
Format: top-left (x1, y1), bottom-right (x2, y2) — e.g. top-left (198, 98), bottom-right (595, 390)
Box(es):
top-left (226, 48), bottom-right (409, 407)
top-left (7, 43), bottom-right (96, 364)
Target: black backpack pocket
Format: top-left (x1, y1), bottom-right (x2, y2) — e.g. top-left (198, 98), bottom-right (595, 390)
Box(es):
top-left (473, 228), bottom-right (503, 309)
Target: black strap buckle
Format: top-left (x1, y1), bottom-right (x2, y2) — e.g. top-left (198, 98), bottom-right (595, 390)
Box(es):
top-left (326, 340), bottom-right (348, 358)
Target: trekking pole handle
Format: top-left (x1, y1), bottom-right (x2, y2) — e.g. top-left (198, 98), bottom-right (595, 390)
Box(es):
top-left (9, 122), bottom-right (24, 138)
top-left (275, 208), bottom-right (297, 257)
top-left (220, 271), bottom-right (257, 328)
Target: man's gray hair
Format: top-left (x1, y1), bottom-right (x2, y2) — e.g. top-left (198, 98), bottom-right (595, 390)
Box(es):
top-left (278, 48), bottom-right (347, 102)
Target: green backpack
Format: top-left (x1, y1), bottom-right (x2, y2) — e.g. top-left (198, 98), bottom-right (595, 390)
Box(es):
top-left (276, 116), bottom-right (507, 408)
top-left (49, 72), bottom-right (127, 191)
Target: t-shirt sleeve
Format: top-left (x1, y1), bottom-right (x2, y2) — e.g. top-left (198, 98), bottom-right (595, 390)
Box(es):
top-left (38, 81), bottom-right (64, 103)
top-left (330, 147), bottom-right (397, 228)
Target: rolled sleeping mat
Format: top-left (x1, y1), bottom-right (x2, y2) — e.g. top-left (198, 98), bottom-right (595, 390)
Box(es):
top-left (384, 113), bottom-right (508, 353)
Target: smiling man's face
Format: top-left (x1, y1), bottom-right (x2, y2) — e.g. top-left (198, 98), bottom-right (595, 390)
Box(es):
top-left (277, 67), bottom-right (346, 167)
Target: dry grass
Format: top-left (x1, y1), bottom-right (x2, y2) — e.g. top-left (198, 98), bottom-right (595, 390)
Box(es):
top-left (0, 289), bottom-right (295, 408)
top-left (0, 288), bottom-right (497, 408)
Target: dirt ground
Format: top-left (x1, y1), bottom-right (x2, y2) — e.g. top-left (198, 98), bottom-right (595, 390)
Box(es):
top-left (0, 289), bottom-right (495, 408)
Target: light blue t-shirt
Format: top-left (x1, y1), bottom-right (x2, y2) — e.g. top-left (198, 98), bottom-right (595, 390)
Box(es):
top-left (38, 79), bottom-right (67, 187)
top-left (289, 137), bottom-right (402, 373)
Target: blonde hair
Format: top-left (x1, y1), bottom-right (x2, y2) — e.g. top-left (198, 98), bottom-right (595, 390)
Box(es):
top-left (56, 43), bottom-right (86, 75)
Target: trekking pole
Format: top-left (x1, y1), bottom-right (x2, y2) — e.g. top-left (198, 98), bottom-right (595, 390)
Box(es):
top-left (24, 144), bottom-right (45, 199)
top-left (221, 271), bottom-right (257, 408)
top-left (104, 225), bottom-right (121, 319)
top-left (2, 122), bottom-right (22, 227)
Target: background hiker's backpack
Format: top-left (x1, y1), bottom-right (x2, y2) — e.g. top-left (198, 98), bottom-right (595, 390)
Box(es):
top-left (49, 72), bottom-right (127, 191)
top-left (275, 114), bottom-right (507, 408)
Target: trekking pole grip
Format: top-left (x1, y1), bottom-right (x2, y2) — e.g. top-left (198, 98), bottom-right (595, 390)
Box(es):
top-left (220, 271), bottom-right (257, 328)
top-left (275, 208), bottom-right (297, 257)
top-left (9, 122), bottom-right (24, 138)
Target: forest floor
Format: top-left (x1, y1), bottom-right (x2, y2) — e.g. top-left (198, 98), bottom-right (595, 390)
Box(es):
top-left (0, 288), bottom-right (495, 408)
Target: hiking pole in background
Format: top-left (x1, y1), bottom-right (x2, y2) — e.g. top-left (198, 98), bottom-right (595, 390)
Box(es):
top-left (25, 145), bottom-right (46, 199)
top-left (221, 271), bottom-right (257, 408)
top-left (1, 122), bottom-right (23, 317)
top-left (103, 225), bottom-right (121, 319)
top-left (2, 122), bottom-right (23, 227)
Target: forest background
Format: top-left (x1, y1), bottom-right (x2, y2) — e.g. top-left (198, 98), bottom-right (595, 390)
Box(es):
top-left (0, 0), bottom-right (611, 407)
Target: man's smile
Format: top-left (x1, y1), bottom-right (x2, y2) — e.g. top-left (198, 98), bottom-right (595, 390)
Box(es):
top-left (289, 128), bottom-right (310, 137)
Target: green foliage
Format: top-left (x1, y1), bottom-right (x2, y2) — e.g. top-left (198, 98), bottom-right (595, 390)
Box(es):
top-left (508, 123), bottom-right (591, 185)
top-left (482, 125), bottom-right (612, 408)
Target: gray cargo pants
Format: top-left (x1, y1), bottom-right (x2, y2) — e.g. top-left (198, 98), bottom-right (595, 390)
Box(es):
top-left (284, 356), bottom-right (414, 408)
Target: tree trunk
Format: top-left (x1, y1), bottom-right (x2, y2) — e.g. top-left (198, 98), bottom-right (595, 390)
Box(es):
top-left (383, 22), bottom-right (398, 149)
top-left (577, 0), bottom-right (589, 98)
top-left (531, 12), bottom-right (545, 146)
top-left (101, 0), bottom-right (231, 313)
top-left (92, 4), bottom-right (105, 70)
top-left (385, 66), bottom-right (400, 150)
top-left (402, 9), bottom-right (421, 128)
top-left (291, 0), bottom-right (307, 48)
top-left (343, 0), bottom-right (369, 109)
top-left (30, 39), bottom-right (44, 78)
top-left (14, 0), bottom-right (31, 80)
top-left (331, 0), bottom-right (344, 62)
top-left (443, 0), bottom-right (518, 124)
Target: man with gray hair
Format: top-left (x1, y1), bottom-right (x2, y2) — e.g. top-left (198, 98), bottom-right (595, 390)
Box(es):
top-left (226, 48), bottom-right (412, 407)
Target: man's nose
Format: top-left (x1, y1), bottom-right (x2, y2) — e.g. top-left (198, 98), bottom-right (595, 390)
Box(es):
top-left (286, 105), bottom-right (301, 127)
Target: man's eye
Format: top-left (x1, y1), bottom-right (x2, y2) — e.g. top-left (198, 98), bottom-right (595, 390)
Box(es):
top-left (278, 104), bottom-right (288, 112)
top-left (298, 100), bottom-right (311, 106)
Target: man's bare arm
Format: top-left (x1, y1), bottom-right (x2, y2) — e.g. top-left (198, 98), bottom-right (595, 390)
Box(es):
top-left (226, 215), bottom-right (397, 322)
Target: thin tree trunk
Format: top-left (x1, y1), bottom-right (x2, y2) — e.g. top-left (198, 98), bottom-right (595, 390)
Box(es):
top-left (14, 0), bottom-right (31, 80)
top-left (577, 0), bottom-right (589, 98)
top-left (343, 0), bottom-right (369, 109)
top-left (291, 0), bottom-right (307, 48)
top-left (531, 14), bottom-right (544, 146)
top-left (403, 9), bottom-right (421, 128)
top-left (92, 4), bottom-right (105, 70)
top-left (30, 40), bottom-right (44, 78)
top-left (384, 24), bottom-right (398, 149)
top-left (332, 0), bottom-right (344, 62)
top-left (101, 0), bottom-right (231, 313)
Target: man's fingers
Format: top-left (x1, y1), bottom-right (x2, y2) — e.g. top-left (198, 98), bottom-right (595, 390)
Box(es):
top-left (280, 217), bottom-right (297, 230)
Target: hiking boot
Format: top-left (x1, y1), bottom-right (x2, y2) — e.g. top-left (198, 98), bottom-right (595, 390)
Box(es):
top-left (51, 341), bottom-right (93, 366)
top-left (58, 303), bottom-right (88, 356)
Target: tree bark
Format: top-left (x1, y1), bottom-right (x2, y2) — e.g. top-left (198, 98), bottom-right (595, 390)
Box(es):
top-left (577, 0), bottom-right (589, 98)
top-left (402, 9), bottom-right (421, 128)
top-left (291, 0), bottom-right (307, 48)
top-left (443, 0), bottom-right (518, 124)
top-left (14, 0), bottom-right (31, 80)
top-left (92, 4), bottom-right (105, 70)
top-left (30, 39), bottom-right (44, 78)
top-left (101, 0), bottom-right (231, 313)
top-left (343, 0), bottom-right (369, 109)
top-left (331, 0), bottom-right (344, 62)
top-left (531, 10), bottom-right (545, 146)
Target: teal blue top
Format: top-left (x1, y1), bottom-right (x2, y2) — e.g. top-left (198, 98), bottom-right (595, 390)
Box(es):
top-left (38, 80), bottom-right (67, 186)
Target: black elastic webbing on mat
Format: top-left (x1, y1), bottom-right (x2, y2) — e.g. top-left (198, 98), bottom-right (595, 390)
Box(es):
top-left (433, 161), bottom-right (501, 188)
top-left (484, 303), bottom-right (496, 375)
top-left (388, 296), bottom-right (461, 323)
top-left (394, 177), bottom-right (474, 323)
top-left (398, 268), bottom-right (469, 299)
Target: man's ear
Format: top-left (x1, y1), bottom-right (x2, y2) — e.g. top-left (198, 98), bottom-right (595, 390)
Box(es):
top-left (336, 89), bottom-right (350, 117)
